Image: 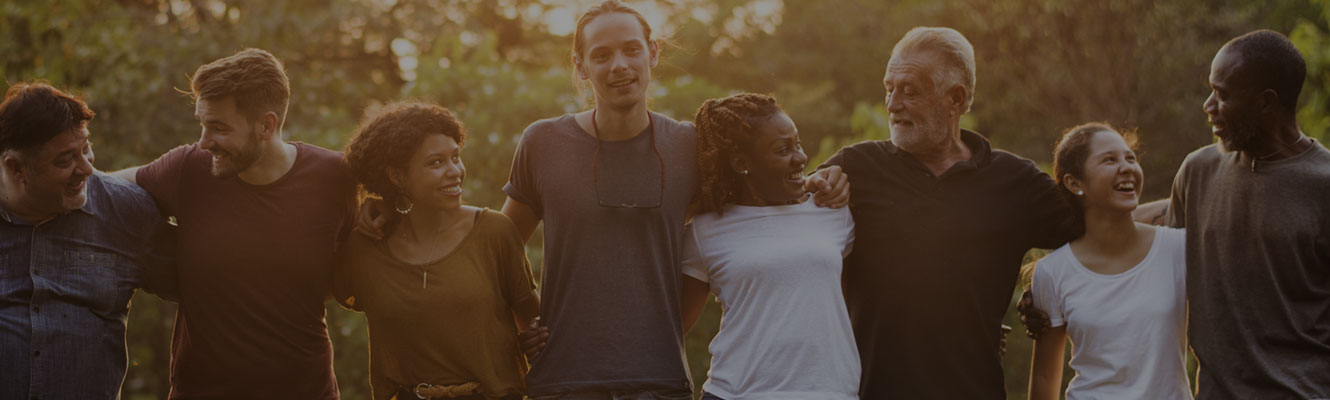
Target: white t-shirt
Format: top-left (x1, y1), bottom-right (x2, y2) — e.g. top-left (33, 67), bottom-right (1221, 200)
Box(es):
top-left (1032, 226), bottom-right (1192, 400)
top-left (682, 199), bottom-right (859, 400)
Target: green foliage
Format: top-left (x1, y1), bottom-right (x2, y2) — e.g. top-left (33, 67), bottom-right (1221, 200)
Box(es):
top-left (1291, 0), bottom-right (1330, 141)
top-left (3, 0), bottom-right (1327, 399)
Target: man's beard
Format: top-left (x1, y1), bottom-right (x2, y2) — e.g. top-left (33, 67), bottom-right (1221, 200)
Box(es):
top-left (211, 128), bottom-right (263, 178)
top-left (1218, 117), bottom-right (1264, 154)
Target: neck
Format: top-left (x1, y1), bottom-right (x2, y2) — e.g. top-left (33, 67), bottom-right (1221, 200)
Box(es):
top-left (397, 204), bottom-right (470, 242)
top-left (911, 129), bottom-right (971, 176)
top-left (1080, 205), bottom-right (1141, 250)
top-left (592, 103), bottom-right (650, 141)
top-left (237, 138), bottom-right (296, 185)
top-left (1246, 123), bottom-right (1310, 161)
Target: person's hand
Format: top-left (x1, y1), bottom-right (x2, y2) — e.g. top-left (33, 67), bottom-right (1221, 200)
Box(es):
top-left (805, 166), bottom-right (850, 208)
top-left (999, 324), bottom-right (1013, 359)
top-left (518, 317), bottom-right (549, 360)
top-left (354, 197), bottom-right (395, 240)
top-left (1017, 285), bottom-right (1051, 339)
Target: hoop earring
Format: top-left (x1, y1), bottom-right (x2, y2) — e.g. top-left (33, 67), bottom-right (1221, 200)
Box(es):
top-left (394, 196), bottom-right (413, 215)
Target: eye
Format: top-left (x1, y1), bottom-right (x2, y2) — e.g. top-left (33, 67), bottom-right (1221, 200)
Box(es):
top-left (625, 46), bottom-right (640, 55)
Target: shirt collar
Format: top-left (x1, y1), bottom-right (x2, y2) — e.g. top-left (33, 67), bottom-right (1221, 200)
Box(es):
top-left (891, 129), bottom-right (994, 174)
top-left (0, 177), bottom-right (98, 225)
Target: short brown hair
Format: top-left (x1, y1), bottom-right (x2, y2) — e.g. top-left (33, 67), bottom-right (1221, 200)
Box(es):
top-left (189, 48), bottom-right (290, 124)
top-left (345, 102), bottom-right (468, 202)
top-left (0, 81), bottom-right (95, 155)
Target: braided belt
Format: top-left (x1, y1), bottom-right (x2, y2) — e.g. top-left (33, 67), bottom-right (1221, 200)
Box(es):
top-left (413, 382), bottom-right (481, 399)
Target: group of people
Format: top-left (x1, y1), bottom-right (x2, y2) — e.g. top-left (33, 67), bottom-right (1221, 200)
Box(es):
top-left (0, 1), bottom-right (1326, 399)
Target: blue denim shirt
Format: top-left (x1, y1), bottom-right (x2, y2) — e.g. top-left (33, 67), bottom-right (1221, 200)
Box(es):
top-left (0, 172), bottom-right (175, 400)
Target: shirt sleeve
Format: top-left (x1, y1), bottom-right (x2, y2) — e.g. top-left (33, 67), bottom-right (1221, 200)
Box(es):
top-left (496, 214), bottom-right (537, 308)
top-left (502, 123), bottom-right (544, 218)
top-left (1022, 161), bottom-right (1078, 249)
top-left (819, 145), bottom-right (850, 171)
top-left (330, 238), bottom-right (362, 311)
top-left (680, 222), bottom-right (710, 283)
top-left (840, 207), bottom-right (856, 258)
top-left (140, 219), bottom-right (180, 302)
top-left (135, 144), bottom-right (195, 216)
top-left (1166, 165), bottom-right (1187, 229)
top-left (1031, 257), bottom-right (1066, 328)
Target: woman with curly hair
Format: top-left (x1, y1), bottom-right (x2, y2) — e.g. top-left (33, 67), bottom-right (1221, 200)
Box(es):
top-left (336, 101), bottom-right (540, 400)
top-left (680, 93), bottom-right (860, 400)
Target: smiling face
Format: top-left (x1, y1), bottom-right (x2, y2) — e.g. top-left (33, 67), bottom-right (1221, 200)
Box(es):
top-left (396, 134), bottom-right (465, 212)
top-left (575, 12), bottom-right (658, 113)
top-left (1204, 46), bottom-right (1267, 153)
top-left (1066, 130), bottom-right (1144, 213)
top-left (9, 126), bottom-right (96, 217)
top-left (735, 112), bottom-right (808, 205)
top-left (195, 97), bottom-right (263, 178)
top-left (883, 49), bottom-right (960, 154)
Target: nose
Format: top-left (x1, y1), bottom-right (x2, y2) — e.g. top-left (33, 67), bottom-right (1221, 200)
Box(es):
top-left (793, 145), bottom-right (809, 167)
top-left (445, 160), bottom-right (465, 179)
top-left (199, 130), bottom-right (216, 150)
top-left (886, 92), bottom-right (904, 113)
top-left (74, 149), bottom-right (95, 177)
top-left (610, 52), bottom-right (629, 73)
top-left (1203, 91), bottom-right (1217, 116)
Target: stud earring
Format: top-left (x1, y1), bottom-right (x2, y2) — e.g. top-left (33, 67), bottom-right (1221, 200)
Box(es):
top-left (1076, 190), bottom-right (1084, 196)
top-left (741, 170), bottom-right (749, 175)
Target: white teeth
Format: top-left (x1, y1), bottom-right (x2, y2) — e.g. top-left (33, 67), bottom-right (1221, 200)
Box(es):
top-left (442, 186), bottom-right (461, 194)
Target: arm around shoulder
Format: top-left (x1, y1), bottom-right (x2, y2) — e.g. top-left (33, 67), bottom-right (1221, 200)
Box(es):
top-left (108, 166), bottom-right (141, 185)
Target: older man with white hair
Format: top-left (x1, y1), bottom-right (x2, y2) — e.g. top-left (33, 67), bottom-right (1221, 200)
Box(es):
top-left (820, 27), bottom-right (1076, 399)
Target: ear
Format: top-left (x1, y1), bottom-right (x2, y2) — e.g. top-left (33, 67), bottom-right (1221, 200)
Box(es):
top-left (387, 167), bottom-right (406, 190)
top-left (729, 155), bottom-right (749, 177)
top-left (2, 154), bottom-right (24, 179)
top-left (573, 54), bottom-right (589, 80)
top-left (1062, 173), bottom-right (1085, 196)
top-left (946, 84), bottom-right (968, 115)
top-left (1258, 88), bottom-right (1280, 114)
top-left (259, 111), bottom-right (280, 140)
top-left (649, 40), bottom-right (660, 68)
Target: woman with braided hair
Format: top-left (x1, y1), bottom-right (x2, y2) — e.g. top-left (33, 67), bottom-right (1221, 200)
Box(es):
top-left (681, 93), bottom-right (860, 400)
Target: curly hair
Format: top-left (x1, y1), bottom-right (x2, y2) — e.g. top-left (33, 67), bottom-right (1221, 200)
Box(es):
top-left (1051, 122), bottom-right (1139, 239)
top-left (344, 102), bottom-right (467, 203)
top-left (692, 93), bottom-right (783, 216)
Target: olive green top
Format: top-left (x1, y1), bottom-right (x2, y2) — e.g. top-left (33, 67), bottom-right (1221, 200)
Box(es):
top-left (334, 209), bottom-right (536, 400)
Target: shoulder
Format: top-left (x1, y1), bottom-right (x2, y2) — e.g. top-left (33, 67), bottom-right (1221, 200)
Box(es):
top-left (88, 172), bottom-right (160, 219)
top-left (1179, 144), bottom-right (1224, 170)
top-left (477, 208), bottom-right (524, 243)
top-left (518, 114), bottom-right (576, 144)
top-left (989, 148), bottom-right (1043, 174)
top-left (1035, 244), bottom-right (1076, 277)
top-left (294, 142), bottom-right (349, 167)
top-left (651, 112), bottom-right (696, 137)
top-left (832, 140), bottom-right (896, 170)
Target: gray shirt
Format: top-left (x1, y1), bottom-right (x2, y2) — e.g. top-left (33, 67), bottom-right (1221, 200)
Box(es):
top-left (0, 172), bottom-right (175, 400)
top-left (1167, 141), bottom-right (1330, 400)
top-left (504, 112), bottom-right (697, 395)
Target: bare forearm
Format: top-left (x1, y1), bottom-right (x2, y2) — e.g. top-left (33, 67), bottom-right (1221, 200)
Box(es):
top-left (109, 166), bottom-right (141, 185)
top-left (1029, 327), bottom-right (1067, 400)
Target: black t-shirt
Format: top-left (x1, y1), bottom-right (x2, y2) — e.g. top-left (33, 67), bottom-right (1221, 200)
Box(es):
top-left (823, 130), bottom-right (1075, 400)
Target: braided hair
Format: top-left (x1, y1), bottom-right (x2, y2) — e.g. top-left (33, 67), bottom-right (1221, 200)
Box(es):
top-left (692, 93), bottom-right (783, 216)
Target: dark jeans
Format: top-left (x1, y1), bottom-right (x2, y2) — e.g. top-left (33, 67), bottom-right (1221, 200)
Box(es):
top-left (700, 392), bottom-right (724, 400)
top-left (530, 388), bottom-right (693, 400)
top-left (393, 388), bottom-right (521, 400)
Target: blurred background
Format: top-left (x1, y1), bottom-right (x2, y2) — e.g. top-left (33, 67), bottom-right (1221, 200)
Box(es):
top-left (2, 0), bottom-right (1327, 398)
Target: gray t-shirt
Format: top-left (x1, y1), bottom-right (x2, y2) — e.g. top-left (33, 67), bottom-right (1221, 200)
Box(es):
top-left (504, 112), bottom-right (696, 396)
top-left (1167, 141), bottom-right (1330, 400)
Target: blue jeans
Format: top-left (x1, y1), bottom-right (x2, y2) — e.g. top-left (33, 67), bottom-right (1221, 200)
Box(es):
top-left (530, 388), bottom-right (694, 400)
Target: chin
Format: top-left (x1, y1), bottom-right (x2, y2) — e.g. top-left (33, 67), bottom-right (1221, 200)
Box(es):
top-left (61, 194), bottom-right (89, 211)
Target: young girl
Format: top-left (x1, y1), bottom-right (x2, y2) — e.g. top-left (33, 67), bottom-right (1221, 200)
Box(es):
top-left (1028, 123), bottom-right (1191, 400)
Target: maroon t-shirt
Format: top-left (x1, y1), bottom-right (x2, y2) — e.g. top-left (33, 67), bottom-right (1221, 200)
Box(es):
top-left (137, 142), bottom-right (355, 399)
